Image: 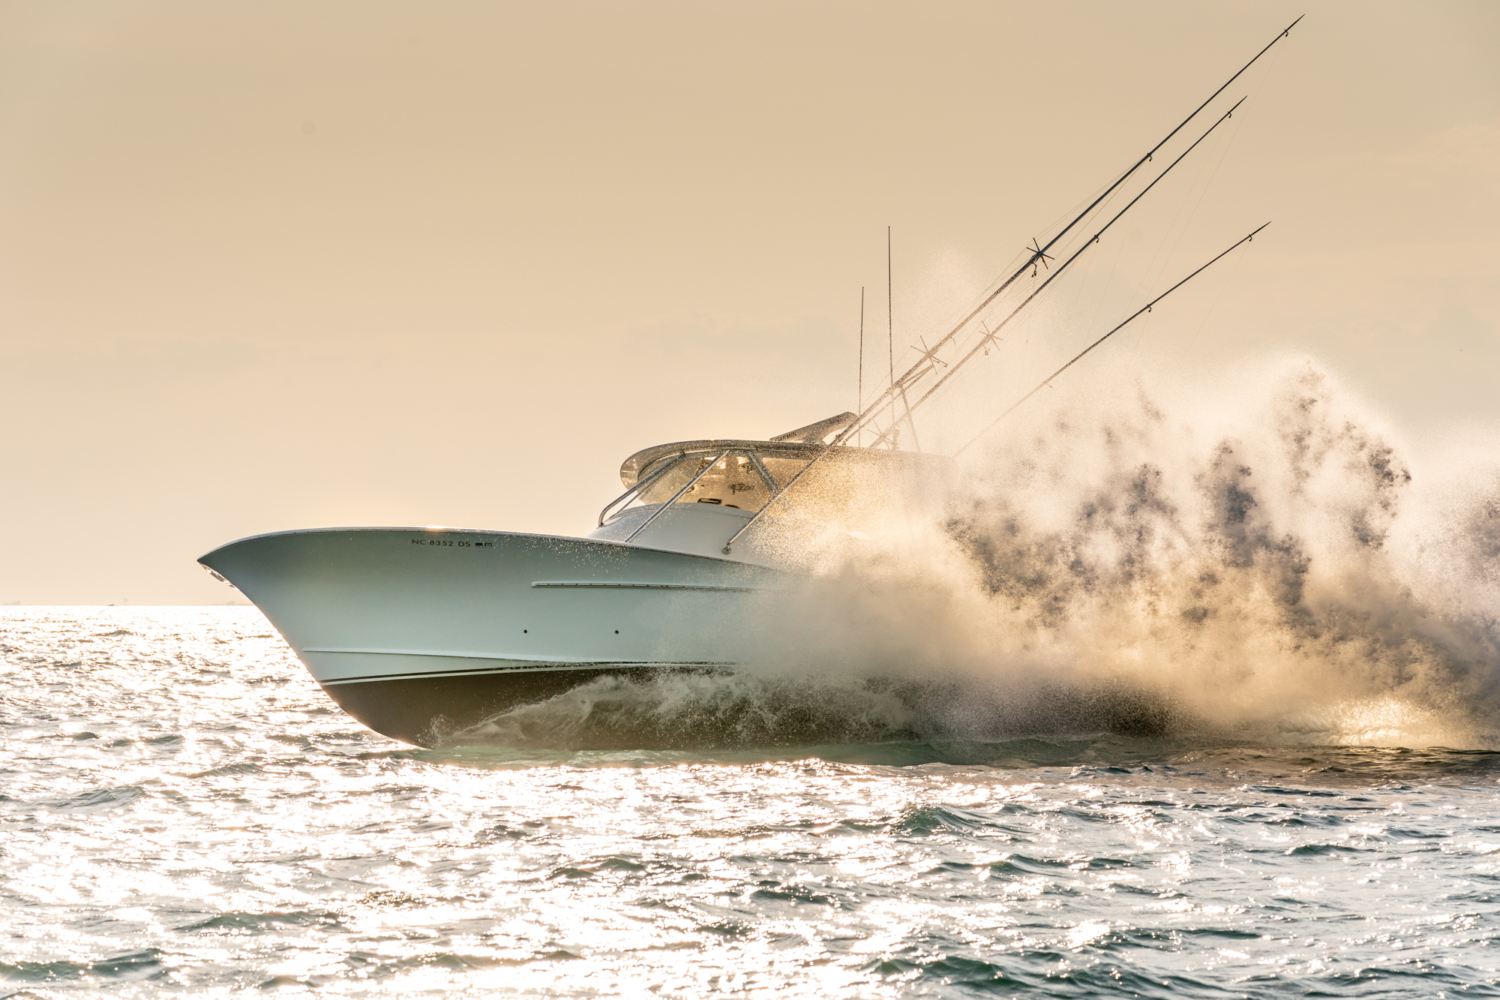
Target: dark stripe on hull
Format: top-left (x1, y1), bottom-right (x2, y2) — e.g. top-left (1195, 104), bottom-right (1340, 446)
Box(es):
top-left (319, 665), bottom-right (697, 747)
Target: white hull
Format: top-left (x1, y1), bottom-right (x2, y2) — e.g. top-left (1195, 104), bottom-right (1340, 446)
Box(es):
top-left (200, 521), bottom-right (780, 744)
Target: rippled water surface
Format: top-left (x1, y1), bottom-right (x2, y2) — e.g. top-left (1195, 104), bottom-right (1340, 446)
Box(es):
top-left (5, 607), bottom-right (1500, 998)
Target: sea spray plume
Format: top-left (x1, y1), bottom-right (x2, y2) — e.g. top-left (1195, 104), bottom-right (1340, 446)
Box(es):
top-left (448, 359), bottom-right (1500, 751)
top-left (941, 358), bottom-right (1500, 746)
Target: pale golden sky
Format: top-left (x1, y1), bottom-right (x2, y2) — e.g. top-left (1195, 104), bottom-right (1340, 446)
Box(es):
top-left (1, 1), bottom-right (1496, 603)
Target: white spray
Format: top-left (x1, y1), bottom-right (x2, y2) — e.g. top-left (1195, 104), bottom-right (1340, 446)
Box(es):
top-left (459, 357), bottom-right (1500, 751)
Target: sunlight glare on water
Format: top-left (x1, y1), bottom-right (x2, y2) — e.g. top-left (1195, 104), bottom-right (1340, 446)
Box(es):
top-left (3, 607), bottom-right (1500, 997)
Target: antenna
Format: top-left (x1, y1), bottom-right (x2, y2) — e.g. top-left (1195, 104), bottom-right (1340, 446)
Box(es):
top-left (885, 226), bottom-right (919, 448)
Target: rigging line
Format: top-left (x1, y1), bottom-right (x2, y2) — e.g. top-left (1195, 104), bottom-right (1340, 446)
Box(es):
top-left (1134, 126), bottom-right (1222, 309)
top-left (1149, 126), bottom-right (1234, 314)
top-left (899, 383), bottom-right (921, 452)
top-left (887, 226), bottom-right (894, 389)
top-left (1084, 201), bottom-right (1133, 333)
top-left (1148, 39), bottom-right (1288, 304)
top-left (1037, 177), bottom-right (1115, 250)
top-left (888, 95), bottom-right (1247, 425)
top-left (1180, 233), bottom-right (1252, 361)
top-left (1142, 88), bottom-right (1244, 302)
top-left (857, 287), bottom-right (864, 448)
top-left (959, 178), bottom-right (1113, 323)
top-left (841, 14), bottom-right (1304, 431)
top-left (953, 222), bottom-right (1271, 458)
top-left (1140, 87), bottom-right (1247, 308)
top-left (1059, 200), bottom-right (1122, 338)
top-left (886, 226), bottom-right (902, 447)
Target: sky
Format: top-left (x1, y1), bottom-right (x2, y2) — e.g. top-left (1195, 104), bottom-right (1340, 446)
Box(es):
top-left (0, 0), bottom-right (1496, 604)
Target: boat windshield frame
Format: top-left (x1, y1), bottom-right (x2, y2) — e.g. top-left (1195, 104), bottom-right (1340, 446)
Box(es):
top-left (596, 439), bottom-right (947, 528)
top-left (598, 442), bottom-right (796, 527)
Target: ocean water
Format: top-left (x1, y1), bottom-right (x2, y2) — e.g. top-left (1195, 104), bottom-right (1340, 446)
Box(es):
top-left (8, 362), bottom-right (1500, 996)
top-left (5, 606), bottom-right (1500, 999)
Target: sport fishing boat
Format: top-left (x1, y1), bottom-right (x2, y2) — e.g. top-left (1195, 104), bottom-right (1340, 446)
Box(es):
top-left (200, 413), bottom-right (946, 745)
top-left (201, 18), bottom-right (1297, 746)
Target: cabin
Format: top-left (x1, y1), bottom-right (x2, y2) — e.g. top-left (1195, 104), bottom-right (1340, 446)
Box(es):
top-left (589, 412), bottom-right (951, 560)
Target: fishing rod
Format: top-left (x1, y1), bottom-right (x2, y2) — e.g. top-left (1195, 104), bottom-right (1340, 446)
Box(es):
top-left (953, 221), bottom-right (1270, 457)
top-left (722, 113), bottom-right (1250, 557)
top-left (838, 14), bottom-right (1302, 445)
top-left (720, 19), bottom-right (1301, 555)
top-left (856, 94), bottom-right (1247, 448)
top-left (720, 223), bottom-right (1267, 556)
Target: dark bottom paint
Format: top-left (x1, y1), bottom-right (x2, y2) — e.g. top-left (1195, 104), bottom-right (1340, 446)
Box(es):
top-left (320, 666), bottom-right (686, 747)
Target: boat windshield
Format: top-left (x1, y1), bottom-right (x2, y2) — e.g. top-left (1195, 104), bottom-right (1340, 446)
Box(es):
top-left (597, 440), bottom-right (940, 530)
top-left (634, 453), bottom-right (784, 512)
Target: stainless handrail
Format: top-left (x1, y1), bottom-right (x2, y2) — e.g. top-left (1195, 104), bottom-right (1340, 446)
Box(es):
top-left (623, 449), bottom-right (731, 543)
top-left (745, 449), bottom-right (780, 493)
top-left (721, 446), bottom-right (830, 554)
top-left (597, 453), bottom-right (685, 527)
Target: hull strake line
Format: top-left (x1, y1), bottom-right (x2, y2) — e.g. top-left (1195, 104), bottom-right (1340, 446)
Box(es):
top-left (313, 660), bottom-right (734, 686)
top-left (303, 645), bottom-right (731, 665)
